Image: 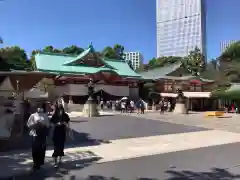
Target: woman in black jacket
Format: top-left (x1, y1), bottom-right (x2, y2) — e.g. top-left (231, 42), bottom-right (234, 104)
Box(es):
top-left (50, 104), bottom-right (70, 168)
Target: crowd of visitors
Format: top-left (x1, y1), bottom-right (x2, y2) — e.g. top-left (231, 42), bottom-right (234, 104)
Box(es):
top-left (98, 97), bottom-right (174, 115)
top-left (98, 98), bottom-right (146, 114)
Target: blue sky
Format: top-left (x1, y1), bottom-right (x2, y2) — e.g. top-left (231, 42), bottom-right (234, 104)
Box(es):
top-left (0, 0), bottom-right (239, 63)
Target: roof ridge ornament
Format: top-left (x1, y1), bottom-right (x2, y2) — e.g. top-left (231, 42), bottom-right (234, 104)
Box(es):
top-left (89, 42), bottom-right (93, 48)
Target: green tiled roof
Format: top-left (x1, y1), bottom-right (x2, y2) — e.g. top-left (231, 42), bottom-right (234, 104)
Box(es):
top-left (139, 64), bottom-right (214, 82)
top-left (139, 63), bottom-right (182, 80)
top-left (35, 45), bottom-right (142, 78)
top-left (226, 83), bottom-right (240, 92)
top-left (103, 58), bottom-right (141, 77)
top-left (63, 44), bottom-right (97, 66)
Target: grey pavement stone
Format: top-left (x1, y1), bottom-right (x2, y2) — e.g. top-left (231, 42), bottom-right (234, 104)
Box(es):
top-left (0, 150), bottom-right (101, 179)
top-left (64, 142), bottom-right (240, 180)
top-left (128, 112), bottom-right (240, 133)
top-left (8, 141), bottom-right (240, 179)
top-left (69, 115), bottom-right (208, 141)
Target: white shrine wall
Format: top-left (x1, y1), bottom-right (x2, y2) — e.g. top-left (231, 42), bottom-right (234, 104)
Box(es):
top-left (53, 84), bottom-right (131, 97)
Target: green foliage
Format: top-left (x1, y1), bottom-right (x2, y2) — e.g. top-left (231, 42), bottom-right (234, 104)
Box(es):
top-left (147, 56), bottom-right (182, 70)
top-left (221, 41), bottom-right (240, 61)
top-left (62, 45), bottom-right (84, 55)
top-left (218, 42), bottom-right (240, 83)
top-left (143, 47), bottom-right (205, 76)
top-left (0, 46), bottom-right (32, 71)
top-left (113, 44), bottom-right (124, 60)
top-left (102, 44), bottom-right (125, 60)
top-left (182, 47), bottom-right (205, 76)
top-left (212, 89), bottom-right (240, 99)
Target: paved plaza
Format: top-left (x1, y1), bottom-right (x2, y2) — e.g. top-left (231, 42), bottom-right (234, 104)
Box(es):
top-left (127, 112), bottom-right (240, 133)
top-left (2, 112), bottom-right (240, 179)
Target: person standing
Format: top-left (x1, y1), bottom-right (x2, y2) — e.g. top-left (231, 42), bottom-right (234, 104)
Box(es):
top-left (130, 100), bottom-right (134, 113)
top-left (100, 100), bottom-right (104, 110)
top-left (140, 100), bottom-right (145, 114)
top-left (121, 101), bottom-right (125, 113)
top-left (27, 105), bottom-right (50, 171)
top-left (50, 104), bottom-right (71, 168)
top-left (160, 100), bottom-right (164, 114)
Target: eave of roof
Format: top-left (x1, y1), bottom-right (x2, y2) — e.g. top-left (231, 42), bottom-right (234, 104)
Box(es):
top-left (139, 63), bottom-right (182, 79)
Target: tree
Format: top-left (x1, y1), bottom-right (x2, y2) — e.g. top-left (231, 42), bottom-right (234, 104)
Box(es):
top-left (146, 56), bottom-right (182, 69)
top-left (62, 45), bottom-right (84, 55)
top-left (0, 46), bottom-right (32, 71)
top-left (42, 46), bottom-right (61, 53)
top-left (182, 47), bottom-right (205, 76)
top-left (113, 44), bottom-right (124, 60)
top-left (218, 41), bottom-right (240, 83)
top-left (148, 57), bottom-right (157, 67)
top-left (221, 41), bottom-right (240, 62)
top-left (102, 44), bottom-right (125, 59)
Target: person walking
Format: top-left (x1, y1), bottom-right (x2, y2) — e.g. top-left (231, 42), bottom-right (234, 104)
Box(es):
top-left (121, 101), bottom-right (125, 113)
top-left (130, 100), bottom-right (135, 113)
top-left (50, 104), bottom-right (71, 168)
top-left (27, 104), bottom-right (50, 171)
top-left (160, 100), bottom-right (164, 114)
top-left (140, 100), bottom-right (145, 114)
top-left (100, 100), bottom-right (104, 110)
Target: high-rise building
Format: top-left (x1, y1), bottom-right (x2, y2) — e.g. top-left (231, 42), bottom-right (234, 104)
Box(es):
top-left (123, 52), bottom-right (143, 70)
top-left (220, 40), bottom-right (238, 53)
top-left (156, 0), bottom-right (207, 59)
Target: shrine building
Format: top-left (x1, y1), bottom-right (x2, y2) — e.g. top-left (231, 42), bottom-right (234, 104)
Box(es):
top-left (139, 63), bottom-right (219, 111)
top-left (34, 44), bottom-right (143, 103)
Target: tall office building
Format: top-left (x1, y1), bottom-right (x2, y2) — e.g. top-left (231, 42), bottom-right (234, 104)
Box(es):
top-left (123, 52), bottom-right (143, 70)
top-left (220, 40), bottom-right (237, 53)
top-left (156, 0), bottom-right (207, 59)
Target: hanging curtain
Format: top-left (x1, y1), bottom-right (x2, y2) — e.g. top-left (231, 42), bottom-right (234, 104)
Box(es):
top-left (66, 84), bottom-right (88, 96)
top-left (54, 84), bottom-right (130, 97)
top-left (95, 85), bottom-right (129, 97)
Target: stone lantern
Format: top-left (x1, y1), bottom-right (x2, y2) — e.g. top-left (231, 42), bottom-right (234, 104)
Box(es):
top-left (173, 84), bottom-right (188, 114)
top-left (82, 78), bottom-right (99, 117)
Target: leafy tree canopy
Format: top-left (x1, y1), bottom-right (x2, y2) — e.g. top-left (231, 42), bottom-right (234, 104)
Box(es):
top-left (182, 47), bottom-right (206, 76)
top-left (221, 41), bottom-right (240, 62)
top-left (147, 56), bottom-right (182, 69)
top-left (62, 45), bottom-right (84, 55)
top-left (0, 46), bottom-right (32, 71)
top-left (102, 44), bottom-right (125, 60)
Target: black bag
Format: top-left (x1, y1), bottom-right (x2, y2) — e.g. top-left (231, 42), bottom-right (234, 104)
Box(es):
top-left (35, 124), bottom-right (49, 137)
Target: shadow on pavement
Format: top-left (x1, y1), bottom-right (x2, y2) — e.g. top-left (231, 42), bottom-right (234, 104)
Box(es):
top-left (166, 168), bottom-right (240, 180)
top-left (1, 151), bottom-right (102, 179)
top-left (0, 127), bottom-right (110, 153)
top-left (4, 156), bottom-right (101, 180)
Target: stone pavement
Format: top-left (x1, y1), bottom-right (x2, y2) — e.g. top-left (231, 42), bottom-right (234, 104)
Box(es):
top-left (2, 129), bottom-right (240, 179)
top-left (127, 112), bottom-right (240, 133)
top-left (3, 113), bottom-right (240, 179)
top-left (67, 110), bottom-right (115, 118)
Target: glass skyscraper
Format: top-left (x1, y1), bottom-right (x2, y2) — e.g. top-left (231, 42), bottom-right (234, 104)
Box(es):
top-left (156, 0), bottom-right (206, 58)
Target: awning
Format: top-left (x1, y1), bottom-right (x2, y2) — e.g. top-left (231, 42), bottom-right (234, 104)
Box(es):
top-left (160, 92), bottom-right (211, 98)
top-left (160, 93), bottom-right (177, 97)
top-left (183, 92), bottom-right (211, 98)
